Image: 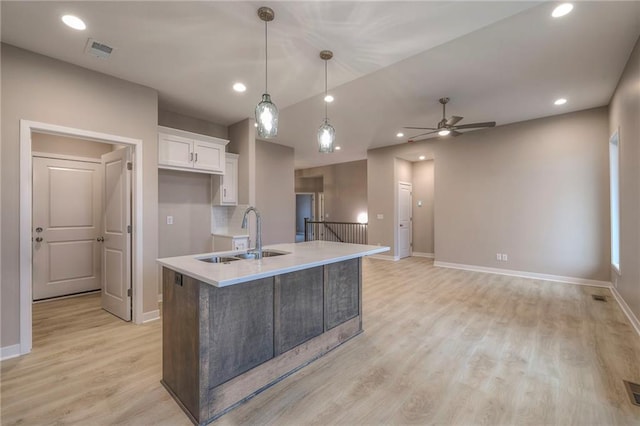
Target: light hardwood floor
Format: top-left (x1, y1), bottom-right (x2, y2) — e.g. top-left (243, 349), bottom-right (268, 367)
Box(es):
top-left (2, 257), bottom-right (639, 425)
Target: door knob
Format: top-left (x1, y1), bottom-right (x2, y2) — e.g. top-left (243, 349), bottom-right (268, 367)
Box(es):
top-left (35, 227), bottom-right (43, 233)
top-left (35, 237), bottom-right (43, 243)
top-left (97, 236), bottom-right (105, 242)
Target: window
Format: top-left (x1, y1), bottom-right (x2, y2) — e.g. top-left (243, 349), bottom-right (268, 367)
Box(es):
top-left (609, 130), bottom-right (620, 273)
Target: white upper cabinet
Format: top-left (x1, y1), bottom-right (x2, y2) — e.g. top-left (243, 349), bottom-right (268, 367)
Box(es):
top-left (158, 126), bottom-right (229, 175)
top-left (212, 153), bottom-right (239, 206)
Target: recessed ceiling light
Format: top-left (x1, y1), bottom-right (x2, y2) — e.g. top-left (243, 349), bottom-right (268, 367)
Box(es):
top-left (233, 82), bottom-right (247, 92)
top-left (438, 129), bottom-right (451, 136)
top-left (335, 146), bottom-right (341, 150)
top-left (396, 132), bottom-right (404, 138)
top-left (554, 98), bottom-right (567, 105)
top-left (61, 15), bottom-right (86, 30)
top-left (254, 122), bottom-right (258, 127)
top-left (419, 155), bottom-right (425, 160)
top-left (324, 95), bottom-right (334, 103)
top-left (552, 3), bottom-right (573, 18)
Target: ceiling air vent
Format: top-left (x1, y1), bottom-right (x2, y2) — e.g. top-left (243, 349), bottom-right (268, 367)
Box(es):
top-left (84, 38), bottom-right (114, 59)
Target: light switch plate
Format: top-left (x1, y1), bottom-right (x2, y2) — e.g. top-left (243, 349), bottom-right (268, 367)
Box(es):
top-left (167, 215), bottom-right (174, 225)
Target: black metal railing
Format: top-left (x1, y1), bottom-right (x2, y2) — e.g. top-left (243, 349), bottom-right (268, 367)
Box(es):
top-left (304, 219), bottom-right (368, 245)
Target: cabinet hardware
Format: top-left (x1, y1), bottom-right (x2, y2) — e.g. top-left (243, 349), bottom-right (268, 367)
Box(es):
top-left (190, 152), bottom-right (193, 162)
top-left (35, 227), bottom-right (43, 233)
top-left (97, 236), bottom-right (105, 242)
top-left (35, 237), bottom-right (43, 243)
top-left (195, 152), bottom-right (198, 162)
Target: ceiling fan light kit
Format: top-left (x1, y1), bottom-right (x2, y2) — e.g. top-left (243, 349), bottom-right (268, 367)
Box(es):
top-left (405, 97), bottom-right (496, 143)
top-left (318, 49), bottom-right (336, 153)
top-left (255, 6), bottom-right (278, 138)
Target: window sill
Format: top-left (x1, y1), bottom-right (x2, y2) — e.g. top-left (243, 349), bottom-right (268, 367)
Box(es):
top-left (611, 263), bottom-right (621, 276)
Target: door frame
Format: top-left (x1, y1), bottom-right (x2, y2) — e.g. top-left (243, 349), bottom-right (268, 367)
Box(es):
top-left (19, 120), bottom-right (144, 355)
top-left (396, 181), bottom-right (413, 259)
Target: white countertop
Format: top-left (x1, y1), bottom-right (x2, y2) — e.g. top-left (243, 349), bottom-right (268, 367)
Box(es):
top-left (157, 241), bottom-right (389, 287)
top-left (212, 232), bottom-right (249, 238)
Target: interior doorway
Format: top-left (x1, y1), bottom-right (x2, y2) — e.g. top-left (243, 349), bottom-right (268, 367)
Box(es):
top-left (295, 193), bottom-right (315, 242)
top-left (397, 182), bottom-right (412, 259)
top-left (19, 120), bottom-right (144, 356)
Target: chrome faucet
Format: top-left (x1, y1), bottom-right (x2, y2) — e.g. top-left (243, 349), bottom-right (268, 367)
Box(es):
top-left (241, 206), bottom-right (262, 259)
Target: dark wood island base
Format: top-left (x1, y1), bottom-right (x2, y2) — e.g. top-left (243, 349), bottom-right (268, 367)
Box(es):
top-left (161, 258), bottom-right (363, 425)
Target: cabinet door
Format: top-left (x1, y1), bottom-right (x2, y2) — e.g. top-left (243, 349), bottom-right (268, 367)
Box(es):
top-left (221, 156), bottom-right (237, 204)
top-left (159, 133), bottom-right (193, 168)
top-left (193, 141), bottom-right (224, 173)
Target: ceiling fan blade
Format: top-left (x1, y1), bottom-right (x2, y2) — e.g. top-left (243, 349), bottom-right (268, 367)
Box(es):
top-left (408, 130), bottom-right (439, 140)
top-left (446, 116), bottom-right (463, 126)
top-left (403, 126), bottom-right (438, 130)
top-left (452, 121), bottom-right (496, 130)
top-left (449, 130), bottom-right (462, 137)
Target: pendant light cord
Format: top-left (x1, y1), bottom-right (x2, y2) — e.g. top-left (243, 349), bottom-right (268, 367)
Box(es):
top-left (264, 20), bottom-right (268, 93)
top-left (324, 59), bottom-right (328, 121)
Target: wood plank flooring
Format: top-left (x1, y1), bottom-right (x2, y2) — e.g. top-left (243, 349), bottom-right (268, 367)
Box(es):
top-left (2, 257), bottom-right (639, 425)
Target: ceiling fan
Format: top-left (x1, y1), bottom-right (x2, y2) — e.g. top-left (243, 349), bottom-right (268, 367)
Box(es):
top-left (405, 97), bottom-right (496, 142)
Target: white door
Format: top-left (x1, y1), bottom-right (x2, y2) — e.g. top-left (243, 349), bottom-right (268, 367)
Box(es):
top-left (398, 182), bottom-right (412, 259)
top-left (101, 148), bottom-right (132, 321)
top-left (32, 157), bottom-right (103, 300)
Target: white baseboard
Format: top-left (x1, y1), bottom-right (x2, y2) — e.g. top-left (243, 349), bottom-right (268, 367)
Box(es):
top-left (610, 286), bottom-right (640, 337)
top-left (368, 254), bottom-right (400, 261)
top-left (142, 309), bottom-right (160, 323)
top-left (1, 344), bottom-right (21, 361)
top-left (433, 261), bottom-right (611, 288)
top-left (412, 252), bottom-right (434, 259)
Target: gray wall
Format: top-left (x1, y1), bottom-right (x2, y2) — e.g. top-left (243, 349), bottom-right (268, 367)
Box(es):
top-left (256, 140), bottom-right (295, 245)
top-left (609, 36), bottom-right (640, 321)
top-left (157, 111), bottom-right (228, 262)
top-left (32, 133), bottom-right (114, 158)
top-left (296, 160), bottom-right (367, 223)
top-left (158, 170), bottom-right (213, 258)
top-left (412, 160), bottom-right (435, 255)
top-left (158, 109), bottom-right (228, 140)
top-left (1, 44), bottom-right (159, 347)
top-left (368, 106), bottom-right (610, 282)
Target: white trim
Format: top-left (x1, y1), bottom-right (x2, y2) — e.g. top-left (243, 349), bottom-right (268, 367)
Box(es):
top-left (610, 286), bottom-right (640, 337)
top-left (142, 309), bottom-right (160, 323)
top-left (31, 152), bottom-right (102, 164)
top-left (368, 254), bottom-right (400, 261)
top-left (433, 261), bottom-right (611, 288)
top-left (1, 344), bottom-right (22, 361)
top-left (20, 120), bottom-right (145, 357)
top-left (412, 252), bottom-right (434, 259)
top-left (158, 293), bottom-right (163, 303)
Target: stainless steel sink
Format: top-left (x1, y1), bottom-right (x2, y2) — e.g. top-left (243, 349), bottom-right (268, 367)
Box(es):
top-left (198, 256), bottom-right (241, 264)
top-left (234, 249), bottom-right (289, 259)
top-left (197, 250), bottom-right (289, 263)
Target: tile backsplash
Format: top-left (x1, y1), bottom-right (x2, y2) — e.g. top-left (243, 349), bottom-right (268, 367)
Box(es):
top-left (211, 204), bottom-right (250, 236)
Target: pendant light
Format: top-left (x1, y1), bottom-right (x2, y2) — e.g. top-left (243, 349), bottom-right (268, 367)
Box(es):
top-left (318, 50), bottom-right (335, 153)
top-left (255, 7), bottom-right (278, 138)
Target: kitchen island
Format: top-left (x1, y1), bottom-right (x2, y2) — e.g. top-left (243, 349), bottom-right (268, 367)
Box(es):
top-left (157, 241), bottom-right (388, 425)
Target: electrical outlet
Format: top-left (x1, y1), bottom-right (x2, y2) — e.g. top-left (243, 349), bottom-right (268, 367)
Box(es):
top-left (166, 216), bottom-right (174, 225)
top-left (377, 214), bottom-right (384, 220)
top-left (503, 254), bottom-right (508, 261)
top-left (496, 253), bottom-right (502, 261)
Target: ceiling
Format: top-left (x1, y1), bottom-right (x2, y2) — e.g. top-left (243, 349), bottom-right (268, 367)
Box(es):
top-left (2, 1), bottom-right (640, 169)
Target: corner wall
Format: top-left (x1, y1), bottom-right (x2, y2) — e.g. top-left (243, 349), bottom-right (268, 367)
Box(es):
top-left (256, 140), bottom-right (295, 245)
top-left (368, 106), bottom-right (610, 282)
